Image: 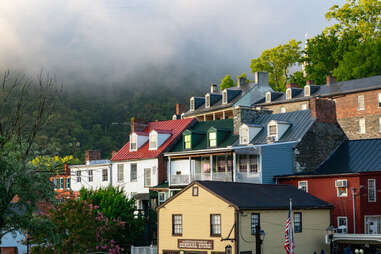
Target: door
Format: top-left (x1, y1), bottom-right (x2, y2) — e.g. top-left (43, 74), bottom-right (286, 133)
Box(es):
top-left (365, 216), bottom-right (380, 234)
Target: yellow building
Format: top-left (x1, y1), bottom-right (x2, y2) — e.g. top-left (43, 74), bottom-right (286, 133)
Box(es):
top-left (157, 181), bottom-right (332, 254)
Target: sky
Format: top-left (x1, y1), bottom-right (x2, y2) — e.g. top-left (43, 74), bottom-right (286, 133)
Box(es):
top-left (0, 0), bottom-right (343, 86)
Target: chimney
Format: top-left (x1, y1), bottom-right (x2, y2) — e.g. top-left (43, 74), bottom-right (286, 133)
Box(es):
top-left (210, 83), bottom-right (219, 93)
top-left (176, 104), bottom-right (187, 115)
top-left (286, 83), bottom-right (298, 89)
top-left (130, 117), bottom-right (147, 133)
top-left (255, 72), bottom-right (269, 87)
top-left (306, 80), bottom-right (314, 85)
top-left (64, 164), bottom-right (70, 176)
top-left (310, 97), bottom-right (337, 123)
top-left (326, 76), bottom-right (337, 86)
top-left (237, 76), bottom-right (247, 88)
top-left (85, 150), bottom-right (101, 164)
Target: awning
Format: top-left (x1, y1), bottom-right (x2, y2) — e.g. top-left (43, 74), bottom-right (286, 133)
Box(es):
top-left (333, 233), bottom-right (381, 244)
top-left (133, 193), bottom-right (150, 200)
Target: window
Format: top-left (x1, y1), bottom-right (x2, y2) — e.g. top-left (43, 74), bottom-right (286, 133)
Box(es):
top-left (192, 186), bottom-right (199, 196)
top-left (184, 134), bottom-right (191, 149)
top-left (130, 133), bottom-right (137, 151)
top-left (301, 104), bottom-right (308, 110)
top-left (268, 124), bottom-right (277, 136)
top-left (66, 178), bottom-right (70, 189)
top-left (117, 164), bottom-right (124, 182)
top-left (251, 213), bottom-right (260, 235)
top-left (335, 179), bottom-right (348, 197)
top-left (298, 181), bottom-right (308, 192)
top-left (358, 95), bottom-right (365, 110)
top-left (144, 168), bottom-right (151, 187)
top-left (265, 92), bottom-right (271, 103)
top-left (53, 179), bottom-right (58, 189)
top-left (209, 131), bottom-right (216, 147)
top-left (205, 94), bottom-right (210, 108)
top-left (249, 156), bottom-right (258, 174)
top-left (158, 192), bottom-right (167, 205)
top-left (76, 171), bottom-right (81, 183)
top-left (280, 107), bottom-right (286, 113)
top-left (222, 90), bottom-right (228, 104)
top-left (239, 125), bottom-right (249, 145)
top-left (190, 97), bottom-right (195, 111)
top-left (149, 131), bottom-right (157, 150)
top-left (304, 85), bottom-right (310, 96)
top-left (102, 169), bottom-right (108, 181)
top-left (286, 88), bottom-right (292, 100)
top-left (359, 118), bottom-right (366, 134)
top-left (368, 179), bottom-right (376, 202)
top-left (337, 216), bottom-right (348, 233)
top-left (130, 163), bottom-right (137, 181)
top-left (88, 170), bottom-right (93, 182)
top-left (210, 214), bottom-right (221, 236)
top-left (294, 212), bottom-right (302, 233)
top-left (378, 93), bottom-right (381, 108)
top-left (59, 178), bottom-right (64, 189)
top-left (239, 155), bottom-right (247, 172)
top-left (172, 214), bottom-right (182, 235)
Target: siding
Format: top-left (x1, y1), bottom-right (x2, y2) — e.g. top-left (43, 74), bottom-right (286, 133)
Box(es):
top-left (260, 142), bottom-right (295, 184)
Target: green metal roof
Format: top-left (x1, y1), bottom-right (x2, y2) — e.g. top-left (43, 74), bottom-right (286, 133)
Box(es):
top-left (169, 119), bottom-right (238, 152)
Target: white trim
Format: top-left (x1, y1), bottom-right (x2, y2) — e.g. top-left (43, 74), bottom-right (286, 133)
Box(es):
top-left (358, 95), bottom-right (365, 111)
top-left (335, 179), bottom-right (348, 197)
top-left (304, 85), bottom-right (310, 97)
top-left (298, 180), bottom-right (308, 192)
top-left (337, 216), bottom-right (348, 233)
top-left (190, 97), bottom-right (195, 112)
top-left (378, 93), bottom-right (381, 108)
top-left (239, 124), bottom-right (249, 145)
top-left (359, 118), bottom-right (366, 134)
top-left (222, 90), bottom-right (228, 104)
top-left (130, 133), bottom-right (138, 151)
top-left (205, 93), bottom-right (210, 108)
top-left (286, 88), bottom-right (292, 100)
top-left (265, 91), bottom-right (271, 103)
top-left (149, 130), bottom-right (158, 150)
top-left (368, 179), bottom-right (376, 202)
top-left (364, 215), bottom-right (381, 234)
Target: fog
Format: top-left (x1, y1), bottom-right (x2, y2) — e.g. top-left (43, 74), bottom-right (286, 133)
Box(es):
top-left (0, 0), bottom-right (343, 88)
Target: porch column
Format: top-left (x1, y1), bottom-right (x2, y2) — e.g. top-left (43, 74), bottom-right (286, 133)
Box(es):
top-left (189, 156), bottom-right (192, 183)
top-left (233, 152), bottom-right (236, 182)
top-left (213, 113), bottom-right (216, 120)
top-left (204, 114), bottom-right (206, 121)
top-left (168, 157), bottom-right (171, 186)
top-left (222, 111), bottom-right (226, 120)
top-left (210, 154), bottom-right (213, 180)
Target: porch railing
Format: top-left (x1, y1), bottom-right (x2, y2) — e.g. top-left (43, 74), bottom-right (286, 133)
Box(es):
top-left (170, 174), bottom-right (191, 185)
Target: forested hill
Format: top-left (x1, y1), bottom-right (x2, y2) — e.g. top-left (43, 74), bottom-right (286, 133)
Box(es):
top-left (36, 82), bottom-right (202, 161)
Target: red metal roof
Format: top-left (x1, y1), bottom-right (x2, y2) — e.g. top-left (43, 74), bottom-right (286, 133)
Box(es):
top-left (111, 118), bottom-right (195, 161)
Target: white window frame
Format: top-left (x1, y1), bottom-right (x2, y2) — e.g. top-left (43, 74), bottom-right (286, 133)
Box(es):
top-left (190, 97), bottom-right (195, 111)
top-left (337, 216), bottom-right (348, 233)
top-left (144, 168), bottom-right (151, 187)
top-left (184, 134), bottom-right (191, 149)
top-left (268, 123), bottom-right (277, 137)
top-left (130, 133), bottom-right (137, 151)
top-left (298, 181), bottom-right (308, 192)
top-left (130, 163), bottom-right (137, 182)
top-left (358, 95), bottom-right (365, 110)
top-left (117, 164), bottom-right (124, 182)
top-left (304, 85), bottom-right (310, 97)
top-left (149, 131), bottom-right (158, 150)
top-left (335, 179), bottom-right (348, 197)
top-left (239, 125), bottom-right (249, 145)
top-left (365, 215), bottom-right (381, 234)
top-left (102, 168), bottom-right (108, 182)
top-left (286, 88), bottom-right (292, 100)
top-left (359, 118), bottom-right (366, 134)
top-left (265, 92), bottom-right (271, 103)
top-left (209, 131), bottom-right (217, 147)
top-left (378, 93), bottom-right (381, 108)
top-left (205, 94), bottom-right (210, 108)
top-left (379, 116), bottom-right (381, 133)
top-left (88, 170), bottom-right (93, 182)
top-left (368, 179), bottom-right (376, 202)
top-left (222, 90), bottom-right (228, 104)
top-left (158, 192), bottom-right (167, 205)
top-left (76, 171), bottom-right (81, 183)
top-left (280, 107), bottom-right (286, 113)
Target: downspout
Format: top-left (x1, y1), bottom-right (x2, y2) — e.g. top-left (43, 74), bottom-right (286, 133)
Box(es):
top-left (351, 187), bottom-right (356, 233)
top-left (235, 209), bottom-right (240, 254)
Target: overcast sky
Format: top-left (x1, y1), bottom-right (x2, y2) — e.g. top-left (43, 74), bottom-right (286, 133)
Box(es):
top-left (0, 0), bottom-right (343, 86)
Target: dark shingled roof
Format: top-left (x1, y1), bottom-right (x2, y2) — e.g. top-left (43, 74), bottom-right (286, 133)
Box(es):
top-left (197, 181), bottom-right (332, 210)
top-left (316, 139), bottom-right (381, 174)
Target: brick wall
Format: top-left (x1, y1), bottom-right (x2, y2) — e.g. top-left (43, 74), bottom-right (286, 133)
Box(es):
top-left (263, 100), bottom-right (309, 114)
top-left (310, 97), bottom-right (337, 123)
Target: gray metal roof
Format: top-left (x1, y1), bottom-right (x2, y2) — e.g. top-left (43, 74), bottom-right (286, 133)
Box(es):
top-left (235, 110), bottom-right (315, 145)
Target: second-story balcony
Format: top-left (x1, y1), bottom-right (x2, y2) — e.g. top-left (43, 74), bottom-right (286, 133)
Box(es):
top-left (171, 174), bottom-right (191, 186)
top-left (193, 172), bottom-right (233, 182)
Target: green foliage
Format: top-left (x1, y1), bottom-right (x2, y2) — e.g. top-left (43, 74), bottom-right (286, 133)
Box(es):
top-left (219, 74), bottom-right (235, 90)
top-left (80, 187), bottom-right (144, 250)
top-left (250, 39), bottom-right (302, 91)
top-left (289, 71), bottom-right (306, 87)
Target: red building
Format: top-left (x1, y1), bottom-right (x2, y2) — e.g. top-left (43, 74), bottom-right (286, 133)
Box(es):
top-left (276, 139), bottom-right (381, 252)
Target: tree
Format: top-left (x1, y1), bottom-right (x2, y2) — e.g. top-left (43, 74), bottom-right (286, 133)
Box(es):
top-left (219, 74), bottom-right (235, 90)
top-left (289, 71), bottom-right (306, 87)
top-left (250, 39), bottom-right (302, 91)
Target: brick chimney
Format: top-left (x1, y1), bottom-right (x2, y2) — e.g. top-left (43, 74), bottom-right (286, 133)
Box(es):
top-left (130, 117), bottom-right (147, 133)
top-left (310, 97), bottom-right (337, 123)
top-left (210, 83), bottom-right (219, 93)
top-left (85, 150), bottom-right (101, 164)
top-left (326, 76), bottom-right (337, 86)
top-left (176, 104), bottom-right (187, 115)
top-left (237, 76), bottom-right (247, 88)
top-left (286, 83), bottom-right (298, 89)
top-left (306, 80), bottom-right (314, 85)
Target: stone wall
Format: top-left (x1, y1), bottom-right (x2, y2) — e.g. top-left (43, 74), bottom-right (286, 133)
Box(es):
top-left (263, 100), bottom-right (308, 114)
top-left (338, 115), bottom-right (381, 139)
top-left (233, 107), bottom-right (271, 135)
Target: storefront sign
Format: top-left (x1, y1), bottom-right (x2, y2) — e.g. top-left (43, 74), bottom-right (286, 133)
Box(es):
top-left (178, 239), bottom-right (214, 250)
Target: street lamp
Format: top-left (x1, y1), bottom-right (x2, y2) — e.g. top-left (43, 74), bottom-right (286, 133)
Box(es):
top-left (225, 245), bottom-right (232, 254)
top-left (326, 225), bottom-right (335, 254)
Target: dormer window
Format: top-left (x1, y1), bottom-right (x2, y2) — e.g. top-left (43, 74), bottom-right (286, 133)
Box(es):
top-left (239, 125), bottom-right (249, 144)
top-left (205, 94), bottom-right (210, 108)
top-left (266, 120), bottom-right (291, 142)
top-left (265, 92), bottom-right (271, 103)
top-left (209, 131), bottom-right (216, 147)
top-left (149, 131), bottom-right (158, 150)
top-left (304, 85), bottom-right (310, 97)
top-left (184, 134), bottom-right (191, 149)
top-left (222, 90), bottom-right (228, 104)
top-left (286, 88), bottom-right (292, 100)
top-left (190, 97), bottom-right (195, 111)
top-left (130, 133), bottom-right (137, 151)
top-left (268, 124), bottom-right (277, 137)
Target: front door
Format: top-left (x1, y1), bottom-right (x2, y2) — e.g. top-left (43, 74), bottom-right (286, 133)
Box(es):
top-left (365, 216), bottom-right (380, 234)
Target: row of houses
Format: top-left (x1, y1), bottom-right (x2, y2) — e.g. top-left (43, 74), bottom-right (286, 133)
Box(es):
top-left (52, 72), bottom-right (381, 254)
